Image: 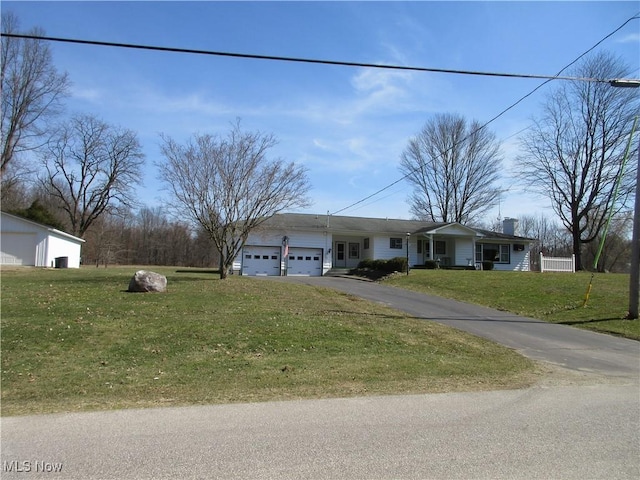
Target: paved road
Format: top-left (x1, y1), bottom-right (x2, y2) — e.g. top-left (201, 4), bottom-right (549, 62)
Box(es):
top-left (2, 276), bottom-right (639, 479)
top-left (2, 385), bottom-right (638, 479)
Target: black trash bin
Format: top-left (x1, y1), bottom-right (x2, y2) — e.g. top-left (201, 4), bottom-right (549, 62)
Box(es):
top-left (55, 256), bottom-right (69, 268)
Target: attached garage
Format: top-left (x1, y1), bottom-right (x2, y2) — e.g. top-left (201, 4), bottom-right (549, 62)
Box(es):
top-left (241, 246), bottom-right (282, 276)
top-left (286, 248), bottom-right (323, 276)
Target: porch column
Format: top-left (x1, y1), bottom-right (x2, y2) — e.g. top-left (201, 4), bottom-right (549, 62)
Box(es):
top-left (472, 237), bottom-right (477, 268)
top-left (429, 234), bottom-right (434, 261)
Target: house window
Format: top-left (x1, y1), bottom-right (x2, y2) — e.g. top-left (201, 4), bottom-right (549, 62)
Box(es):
top-left (498, 245), bottom-right (510, 263)
top-left (423, 240), bottom-right (431, 259)
top-left (476, 244), bottom-right (510, 263)
top-left (435, 240), bottom-right (446, 255)
top-left (349, 242), bottom-right (360, 259)
top-left (417, 240), bottom-right (422, 254)
top-left (363, 238), bottom-right (370, 250)
top-left (390, 237), bottom-right (403, 249)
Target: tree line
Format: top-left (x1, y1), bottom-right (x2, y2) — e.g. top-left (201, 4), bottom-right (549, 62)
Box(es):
top-left (1, 11), bottom-right (637, 274)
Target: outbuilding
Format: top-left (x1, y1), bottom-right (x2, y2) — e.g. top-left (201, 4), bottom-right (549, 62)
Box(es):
top-left (0, 211), bottom-right (85, 268)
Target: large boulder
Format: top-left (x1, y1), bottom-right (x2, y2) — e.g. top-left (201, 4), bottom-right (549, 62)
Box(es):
top-left (128, 270), bottom-right (167, 293)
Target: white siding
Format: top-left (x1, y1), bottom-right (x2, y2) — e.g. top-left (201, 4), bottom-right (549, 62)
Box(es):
top-left (480, 242), bottom-right (531, 272)
top-left (39, 233), bottom-right (83, 268)
top-left (1, 213), bottom-right (83, 268)
top-left (495, 249), bottom-right (530, 271)
top-left (371, 235), bottom-right (407, 263)
top-left (454, 238), bottom-right (475, 267)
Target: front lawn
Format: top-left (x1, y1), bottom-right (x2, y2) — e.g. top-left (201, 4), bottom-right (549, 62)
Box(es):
top-left (1, 267), bottom-right (537, 416)
top-left (385, 269), bottom-right (639, 340)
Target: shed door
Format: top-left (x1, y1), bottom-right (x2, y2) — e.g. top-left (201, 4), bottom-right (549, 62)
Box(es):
top-left (0, 233), bottom-right (37, 266)
top-left (242, 246), bottom-right (281, 276)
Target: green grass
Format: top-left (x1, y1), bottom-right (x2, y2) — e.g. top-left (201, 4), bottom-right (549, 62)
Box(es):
top-left (1, 267), bottom-right (537, 416)
top-left (385, 269), bottom-right (639, 340)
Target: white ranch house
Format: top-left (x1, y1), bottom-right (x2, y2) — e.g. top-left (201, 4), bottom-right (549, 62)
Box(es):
top-left (0, 211), bottom-right (84, 268)
top-left (234, 213), bottom-right (534, 276)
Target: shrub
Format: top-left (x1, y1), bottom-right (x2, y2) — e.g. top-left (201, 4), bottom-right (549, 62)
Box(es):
top-left (372, 259), bottom-right (387, 272)
top-left (482, 261), bottom-right (494, 271)
top-left (357, 257), bottom-right (408, 274)
top-left (387, 257), bottom-right (408, 273)
top-left (358, 259), bottom-right (374, 269)
top-left (424, 260), bottom-right (438, 269)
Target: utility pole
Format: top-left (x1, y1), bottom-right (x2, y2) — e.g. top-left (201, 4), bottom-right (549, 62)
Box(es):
top-left (609, 80), bottom-right (640, 319)
top-left (628, 144), bottom-right (639, 319)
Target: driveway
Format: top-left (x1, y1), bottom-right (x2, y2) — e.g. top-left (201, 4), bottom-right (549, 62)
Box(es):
top-left (2, 275), bottom-right (638, 480)
top-left (264, 276), bottom-right (640, 379)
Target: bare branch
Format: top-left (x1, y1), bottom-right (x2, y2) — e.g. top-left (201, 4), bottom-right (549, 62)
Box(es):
top-left (40, 114), bottom-right (145, 237)
top-left (1, 12), bottom-right (70, 175)
top-left (158, 121), bottom-right (311, 279)
top-left (400, 113), bottom-right (502, 223)
top-left (516, 51), bottom-right (638, 270)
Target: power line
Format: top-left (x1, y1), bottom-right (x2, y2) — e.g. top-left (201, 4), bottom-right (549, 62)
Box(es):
top-left (2, 14), bottom-right (637, 218)
top-left (330, 12), bottom-right (640, 216)
top-left (0, 32), bottom-right (631, 85)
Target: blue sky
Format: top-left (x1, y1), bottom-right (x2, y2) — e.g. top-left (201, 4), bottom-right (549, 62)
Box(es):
top-left (4, 1), bottom-right (640, 223)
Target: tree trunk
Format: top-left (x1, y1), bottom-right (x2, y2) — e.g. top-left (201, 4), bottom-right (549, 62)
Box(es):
top-left (572, 227), bottom-right (583, 271)
top-left (219, 255), bottom-right (227, 279)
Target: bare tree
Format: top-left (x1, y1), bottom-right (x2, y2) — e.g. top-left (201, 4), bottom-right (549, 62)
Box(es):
top-left (400, 113), bottom-right (503, 223)
top-left (1, 12), bottom-right (70, 175)
top-left (518, 213), bottom-right (570, 270)
top-left (159, 121), bottom-right (311, 279)
top-left (517, 52), bottom-right (638, 270)
top-left (40, 114), bottom-right (145, 237)
top-left (584, 212), bottom-right (633, 273)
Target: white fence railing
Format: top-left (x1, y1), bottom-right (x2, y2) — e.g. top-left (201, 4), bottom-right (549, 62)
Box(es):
top-left (540, 253), bottom-right (575, 273)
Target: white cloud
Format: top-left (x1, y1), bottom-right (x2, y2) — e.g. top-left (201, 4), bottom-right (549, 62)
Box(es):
top-left (71, 86), bottom-right (103, 103)
top-left (616, 33), bottom-right (640, 44)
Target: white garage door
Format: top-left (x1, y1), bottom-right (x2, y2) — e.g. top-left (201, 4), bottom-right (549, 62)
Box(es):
top-left (1, 233), bottom-right (37, 266)
top-left (242, 246), bottom-right (281, 276)
top-left (287, 248), bottom-right (323, 276)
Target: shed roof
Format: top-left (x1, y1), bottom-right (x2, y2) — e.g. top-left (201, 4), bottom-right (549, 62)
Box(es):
top-left (1, 211), bottom-right (85, 243)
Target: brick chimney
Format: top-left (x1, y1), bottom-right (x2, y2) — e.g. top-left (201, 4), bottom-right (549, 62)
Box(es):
top-left (503, 217), bottom-right (519, 236)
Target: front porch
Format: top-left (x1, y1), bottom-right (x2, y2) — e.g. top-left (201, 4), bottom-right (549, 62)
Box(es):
top-left (330, 232), bottom-right (477, 270)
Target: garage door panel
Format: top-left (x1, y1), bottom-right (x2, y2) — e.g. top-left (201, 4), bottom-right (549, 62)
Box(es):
top-left (287, 248), bottom-right (323, 276)
top-left (242, 246), bottom-right (281, 276)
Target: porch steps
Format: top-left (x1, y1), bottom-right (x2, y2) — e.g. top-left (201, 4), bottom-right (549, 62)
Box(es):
top-left (324, 268), bottom-right (351, 277)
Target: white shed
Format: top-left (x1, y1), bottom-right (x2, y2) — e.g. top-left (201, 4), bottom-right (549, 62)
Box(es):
top-left (0, 212), bottom-right (85, 268)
